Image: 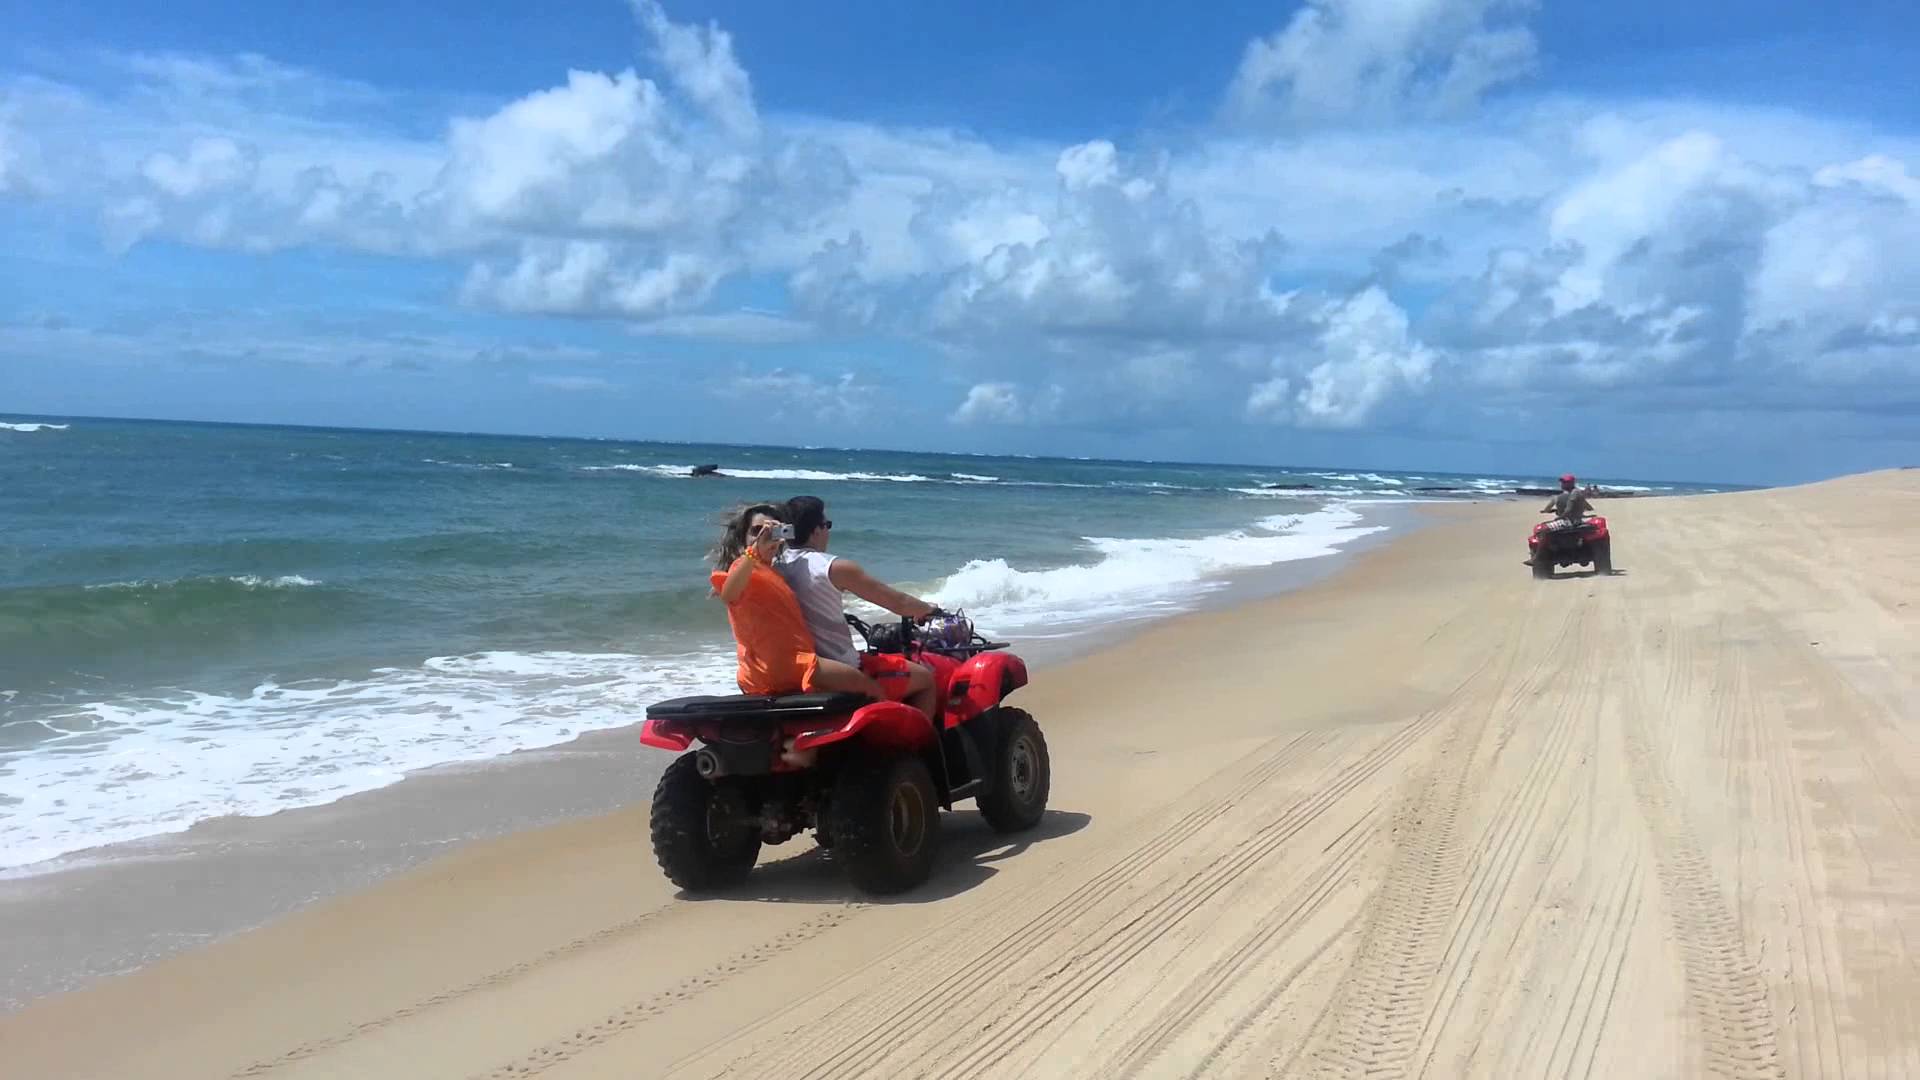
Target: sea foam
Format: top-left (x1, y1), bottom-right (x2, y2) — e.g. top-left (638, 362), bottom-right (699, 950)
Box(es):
top-left (0, 648), bottom-right (737, 871)
top-left (928, 504), bottom-right (1385, 630)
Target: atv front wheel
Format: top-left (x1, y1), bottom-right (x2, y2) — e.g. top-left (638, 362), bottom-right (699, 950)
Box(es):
top-left (977, 708), bottom-right (1050, 833)
top-left (1592, 539), bottom-right (1613, 576)
top-left (650, 754), bottom-right (762, 891)
top-left (829, 755), bottom-right (940, 895)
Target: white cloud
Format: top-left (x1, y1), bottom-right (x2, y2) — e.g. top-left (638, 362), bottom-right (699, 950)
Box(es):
top-left (1418, 123), bottom-right (1920, 404)
top-left (1, 0), bottom-right (1916, 442)
top-left (720, 369), bottom-right (875, 424)
top-left (952, 382), bottom-right (1026, 425)
top-left (438, 70), bottom-right (672, 234)
top-left (461, 242), bottom-right (720, 317)
top-left (531, 374), bottom-right (617, 392)
top-left (1225, 0), bottom-right (1537, 126)
top-left (628, 0), bottom-right (758, 140)
top-left (628, 310), bottom-right (815, 343)
top-left (139, 136), bottom-right (254, 198)
top-left (913, 139), bottom-right (1288, 340)
top-left (1249, 287), bottom-right (1437, 427)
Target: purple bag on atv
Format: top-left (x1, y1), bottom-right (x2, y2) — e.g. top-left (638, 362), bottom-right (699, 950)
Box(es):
top-left (858, 610), bottom-right (975, 653)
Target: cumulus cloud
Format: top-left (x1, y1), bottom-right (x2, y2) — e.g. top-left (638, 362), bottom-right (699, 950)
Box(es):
top-left (629, 0), bottom-right (758, 139)
top-left (719, 369), bottom-right (877, 425)
top-left (1, 0), bottom-right (1916, 448)
top-left (1422, 125), bottom-right (1920, 407)
top-left (461, 243), bottom-right (720, 318)
top-left (952, 382), bottom-right (1031, 425)
top-left (915, 140), bottom-right (1288, 341)
top-left (1250, 287), bottom-right (1437, 428)
top-left (7, 2), bottom-right (850, 302)
top-left (1225, 0), bottom-right (1537, 126)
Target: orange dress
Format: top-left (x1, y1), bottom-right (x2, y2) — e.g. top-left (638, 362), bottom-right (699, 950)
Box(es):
top-left (710, 557), bottom-right (820, 695)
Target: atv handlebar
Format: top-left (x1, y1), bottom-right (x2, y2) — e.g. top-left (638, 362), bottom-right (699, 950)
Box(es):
top-left (844, 611), bottom-right (1007, 657)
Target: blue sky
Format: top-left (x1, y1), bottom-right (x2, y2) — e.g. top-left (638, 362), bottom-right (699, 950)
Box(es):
top-left (2, 0), bottom-right (1917, 484)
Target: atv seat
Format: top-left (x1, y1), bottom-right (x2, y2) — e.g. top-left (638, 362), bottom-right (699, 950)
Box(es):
top-left (646, 691), bottom-right (871, 722)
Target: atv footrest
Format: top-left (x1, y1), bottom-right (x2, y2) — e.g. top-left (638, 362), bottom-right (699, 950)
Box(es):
top-left (646, 691), bottom-right (872, 722)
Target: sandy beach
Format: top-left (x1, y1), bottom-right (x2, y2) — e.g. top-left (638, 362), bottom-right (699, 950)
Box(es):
top-left (4, 470), bottom-right (1916, 1079)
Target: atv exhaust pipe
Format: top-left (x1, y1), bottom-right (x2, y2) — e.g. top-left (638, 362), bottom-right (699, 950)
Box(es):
top-left (694, 749), bottom-right (724, 779)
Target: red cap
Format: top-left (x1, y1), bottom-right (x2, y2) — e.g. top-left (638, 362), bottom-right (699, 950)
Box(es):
top-left (1560, 474), bottom-right (1576, 485)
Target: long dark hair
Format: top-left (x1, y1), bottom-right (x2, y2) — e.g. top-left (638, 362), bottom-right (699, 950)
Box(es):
top-left (711, 502), bottom-right (787, 570)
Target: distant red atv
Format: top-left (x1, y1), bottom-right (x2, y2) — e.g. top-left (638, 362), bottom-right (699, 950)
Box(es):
top-left (639, 612), bottom-right (1049, 896)
top-left (1529, 514), bottom-right (1612, 578)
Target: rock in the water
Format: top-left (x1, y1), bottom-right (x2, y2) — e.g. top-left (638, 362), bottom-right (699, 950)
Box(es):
top-left (690, 464), bottom-right (721, 477)
top-left (1261, 482), bottom-right (1318, 490)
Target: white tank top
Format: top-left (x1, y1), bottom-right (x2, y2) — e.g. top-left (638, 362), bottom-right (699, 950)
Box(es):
top-left (774, 548), bottom-right (860, 666)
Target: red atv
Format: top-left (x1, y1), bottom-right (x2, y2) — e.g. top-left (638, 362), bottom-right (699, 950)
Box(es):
top-left (1528, 514), bottom-right (1612, 578)
top-left (639, 612), bottom-right (1050, 896)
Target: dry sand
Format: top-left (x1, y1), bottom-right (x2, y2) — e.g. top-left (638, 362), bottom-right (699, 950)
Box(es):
top-left (3, 470), bottom-right (1916, 1079)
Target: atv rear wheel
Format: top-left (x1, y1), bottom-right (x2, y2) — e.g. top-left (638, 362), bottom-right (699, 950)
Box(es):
top-left (1592, 539), bottom-right (1613, 575)
top-left (829, 755), bottom-right (940, 895)
top-left (977, 708), bottom-right (1050, 833)
top-left (1532, 553), bottom-right (1553, 579)
top-left (650, 753), bottom-right (762, 891)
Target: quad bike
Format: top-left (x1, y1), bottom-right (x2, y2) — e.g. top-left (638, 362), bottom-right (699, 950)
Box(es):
top-left (1528, 514), bottom-right (1612, 578)
top-left (639, 612), bottom-right (1050, 896)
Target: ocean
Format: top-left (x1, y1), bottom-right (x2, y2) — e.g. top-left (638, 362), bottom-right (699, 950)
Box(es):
top-left (0, 416), bottom-right (1718, 872)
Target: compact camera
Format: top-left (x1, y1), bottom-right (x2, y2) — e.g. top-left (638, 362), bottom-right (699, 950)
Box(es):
top-left (768, 523), bottom-right (795, 541)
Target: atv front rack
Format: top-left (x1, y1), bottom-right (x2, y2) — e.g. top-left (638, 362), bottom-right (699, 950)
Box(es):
top-left (845, 612), bottom-right (1007, 657)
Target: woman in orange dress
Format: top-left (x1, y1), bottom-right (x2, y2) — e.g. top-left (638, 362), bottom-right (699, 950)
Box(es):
top-left (710, 504), bottom-right (883, 699)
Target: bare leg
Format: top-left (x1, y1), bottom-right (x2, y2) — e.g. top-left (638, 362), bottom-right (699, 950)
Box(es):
top-left (811, 657), bottom-right (885, 700)
top-left (902, 661), bottom-right (937, 720)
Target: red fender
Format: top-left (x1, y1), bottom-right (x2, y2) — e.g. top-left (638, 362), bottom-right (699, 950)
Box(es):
top-left (790, 700), bottom-right (934, 753)
top-left (639, 717), bottom-right (692, 751)
top-left (948, 651), bottom-right (1028, 719)
top-left (1529, 515), bottom-right (1610, 547)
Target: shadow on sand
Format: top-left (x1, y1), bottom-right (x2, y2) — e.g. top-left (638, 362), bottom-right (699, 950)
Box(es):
top-left (681, 808), bottom-right (1093, 906)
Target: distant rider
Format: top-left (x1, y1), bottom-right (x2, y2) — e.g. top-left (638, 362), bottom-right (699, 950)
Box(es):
top-left (1542, 474), bottom-right (1594, 523)
top-left (774, 496), bottom-right (941, 719)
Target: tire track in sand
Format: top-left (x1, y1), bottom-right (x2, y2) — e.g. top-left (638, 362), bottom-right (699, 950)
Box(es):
top-left (1098, 819), bottom-right (1373, 1078)
top-left (749, 729), bottom-right (1340, 1080)
top-left (1410, 601), bottom-right (1605, 1076)
top-left (1294, 707), bottom-right (1477, 1078)
top-left (228, 904), bottom-right (673, 1077)
top-left (1290, 600), bottom-right (1579, 1079)
top-left (471, 907), bottom-right (862, 1080)
top-left (1620, 688), bottom-right (1784, 1079)
top-left (938, 718), bottom-right (1435, 1079)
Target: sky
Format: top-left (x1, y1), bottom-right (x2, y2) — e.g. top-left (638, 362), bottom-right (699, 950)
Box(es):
top-left (1, 0), bottom-right (1917, 485)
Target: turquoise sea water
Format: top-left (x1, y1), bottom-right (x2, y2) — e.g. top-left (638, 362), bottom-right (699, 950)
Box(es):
top-left (0, 416), bottom-right (1728, 869)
